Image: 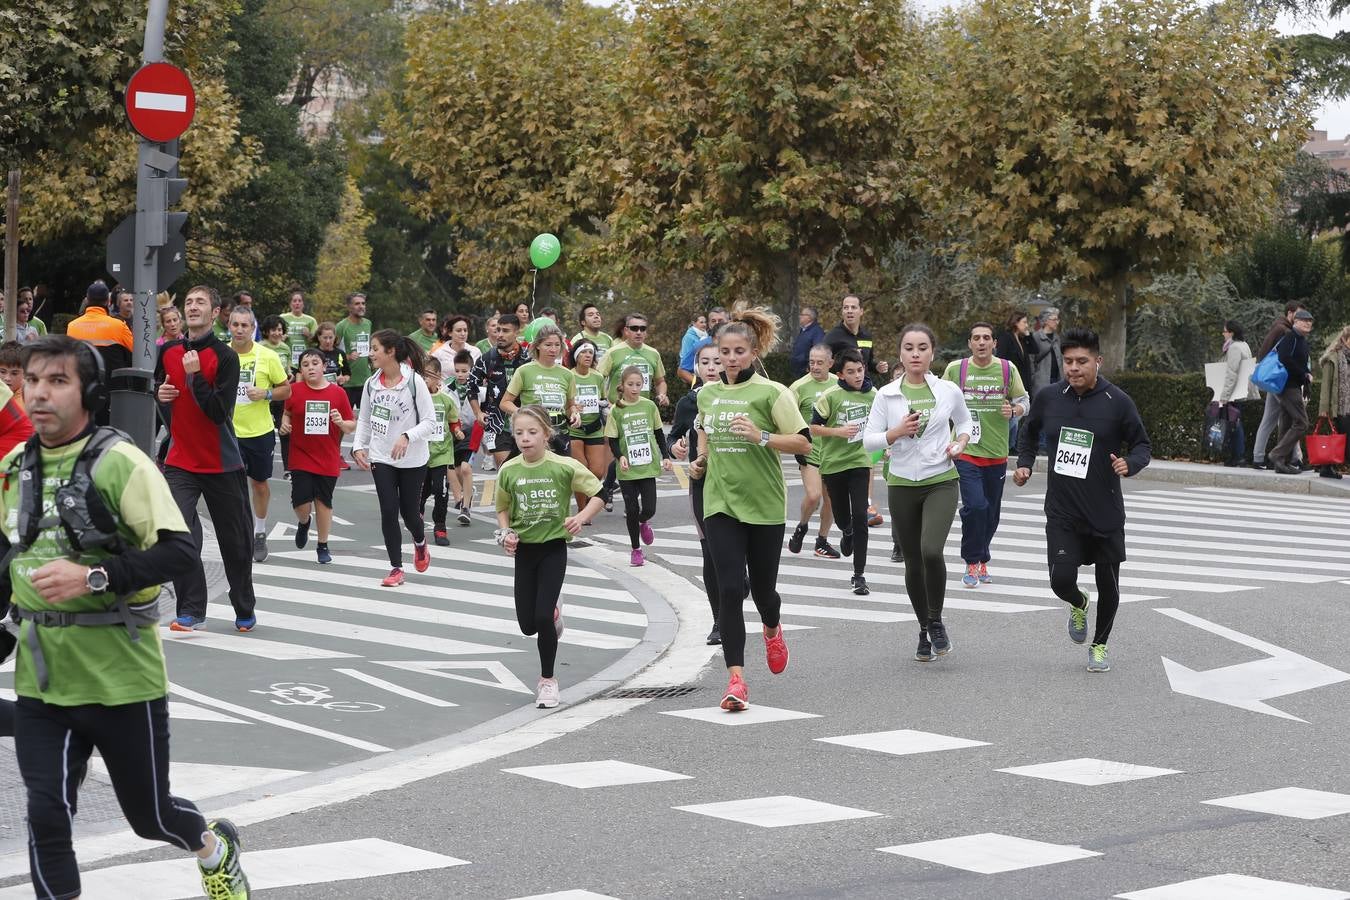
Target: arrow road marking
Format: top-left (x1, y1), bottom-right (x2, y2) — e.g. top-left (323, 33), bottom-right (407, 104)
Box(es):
top-left (374, 660), bottom-right (533, 695)
top-left (134, 90), bottom-right (188, 112)
top-left (1155, 607), bottom-right (1350, 722)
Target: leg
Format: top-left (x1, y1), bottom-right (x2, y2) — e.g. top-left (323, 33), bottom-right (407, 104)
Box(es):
top-left (704, 514), bottom-right (751, 669)
top-left (1092, 561), bottom-right (1122, 645)
top-left (889, 484), bottom-right (930, 622)
top-left (249, 478), bottom-right (270, 523)
top-left (432, 465), bottom-right (450, 525)
top-left (691, 480), bottom-right (721, 622)
top-left (1270, 386), bottom-right (1309, 465)
top-left (743, 522), bottom-right (786, 630)
top-left (1252, 390), bottom-right (1279, 463)
top-left (532, 541), bottom-right (567, 678)
top-left (164, 466), bottom-right (207, 620)
top-left (620, 479), bottom-right (642, 549)
top-left (818, 487), bottom-right (834, 537)
top-left (315, 501), bottom-right (333, 543)
top-left (846, 468), bottom-right (870, 577)
top-left (796, 463), bottom-right (821, 527)
top-left (199, 471), bottom-right (258, 620)
top-left (15, 698), bottom-right (93, 899)
top-left (917, 481), bottom-right (959, 623)
top-left (955, 459), bottom-right (988, 566)
top-left (397, 466), bottom-right (427, 545)
top-left (371, 464), bottom-right (405, 568)
top-left (980, 463), bottom-right (1006, 563)
top-left (638, 477), bottom-right (658, 523)
top-left (1049, 562), bottom-right (1085, 606)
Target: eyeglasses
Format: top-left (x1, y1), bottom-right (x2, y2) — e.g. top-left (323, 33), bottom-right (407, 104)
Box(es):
top-left (627, 325), bottom-right (648, 332)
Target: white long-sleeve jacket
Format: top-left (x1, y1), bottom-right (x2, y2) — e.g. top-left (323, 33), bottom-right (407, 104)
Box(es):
top-left (353, 366), bottom-right (438, 467)
top-left (862, 373), bottom-right (973, 483)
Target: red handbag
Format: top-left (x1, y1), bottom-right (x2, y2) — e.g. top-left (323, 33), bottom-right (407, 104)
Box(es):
top-left (1307, 416), bottom-right (1346, 466)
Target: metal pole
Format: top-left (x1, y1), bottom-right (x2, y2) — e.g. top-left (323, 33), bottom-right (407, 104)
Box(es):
top-left (4, 170), bottom-right (18, 343)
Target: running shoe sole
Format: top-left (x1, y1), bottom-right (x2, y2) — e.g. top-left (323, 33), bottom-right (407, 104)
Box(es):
top-left (720, 692), bottom-right (748, 712)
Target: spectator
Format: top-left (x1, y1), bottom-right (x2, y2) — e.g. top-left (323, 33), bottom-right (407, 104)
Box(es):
top-left (114, 288), bottom-right (135, 326)
top-left (157, 305), bottom-right (184, 346)
top-left (1269, 309), bottom-right (1314, 475)
top-left (824, 294), bottom-right (890, 378)
top-left (1028, 306), bottom-right (1061, 396)
top-left (15, 290), bottom-right (46, 343)
top-left (790, 306), bottom-right (827, 378)
top-left (67, 282), bottom-right (133, 423)
top-left (0, 341), bottom-right (24, 412)
top-left (1218, 320), bottom-right (1257, 467)
top-left (996, 310), bottom-right (1034, 392)
top-left (1252, 301), bottom-right (1306, 469)
top-left (677, 313), bottom-right (708, 385)
top-left (1316, 322), bottom-right (1350, 479)
top-left (677, 307), bottom-right (729, 384)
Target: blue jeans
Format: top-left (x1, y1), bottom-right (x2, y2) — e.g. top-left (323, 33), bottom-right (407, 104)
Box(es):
top-left (955, 459), bottom-right (1007, 565)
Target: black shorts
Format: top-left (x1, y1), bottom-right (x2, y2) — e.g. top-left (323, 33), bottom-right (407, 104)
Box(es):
top-left (570, 435), bottom-right (606, 447)
top-left (345, 385), bottom-right (363, 410)
top-left (487, 429), bottom-right (517, 455)
top-left (1045, 519), bottom-right (1126, 568)
top-left (452, 441), bottom-right (471, 466)
top-left (794, 455), bottom-right (819, 468)
top-left (238, 433), bottom-right (276, 483)
top-left (290, 470), bottom-right (336, 508)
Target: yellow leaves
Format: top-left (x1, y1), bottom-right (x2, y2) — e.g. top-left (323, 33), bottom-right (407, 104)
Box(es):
top-left (313, 177), bottom-right (374, 322)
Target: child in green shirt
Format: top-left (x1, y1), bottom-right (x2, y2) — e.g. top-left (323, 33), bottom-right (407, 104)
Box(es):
top-left (420, 361), bottom-right (464, 546)
top-left (604, 366), bottom-right (673, 567)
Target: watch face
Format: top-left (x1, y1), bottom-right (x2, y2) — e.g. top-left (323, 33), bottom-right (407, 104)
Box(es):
top-left (87, 569), bottom-right (109, 591)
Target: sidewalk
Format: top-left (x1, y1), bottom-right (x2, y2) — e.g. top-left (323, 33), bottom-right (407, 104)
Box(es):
top-left (1024, 456), bottom-right (1350, 497)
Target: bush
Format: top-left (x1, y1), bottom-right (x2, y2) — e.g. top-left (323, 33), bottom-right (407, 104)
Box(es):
top-left (1109, 373), bottom-right (1213, 459)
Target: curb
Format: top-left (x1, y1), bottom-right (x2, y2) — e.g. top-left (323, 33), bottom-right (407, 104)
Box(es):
top-left (1018, 458), bottom-right (1350, 498)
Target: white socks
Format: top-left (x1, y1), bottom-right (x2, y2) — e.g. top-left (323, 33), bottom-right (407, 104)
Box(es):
top-left (254, 516), bottom-right (267, 534)
top-left (197, 831), bottom-right (225, 870)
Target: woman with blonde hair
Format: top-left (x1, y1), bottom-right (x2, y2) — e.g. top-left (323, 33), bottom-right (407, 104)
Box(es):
top-left (1316, 323), bottom-right (1350, 479)
top-left (694, 303), bottom-right (811, 711)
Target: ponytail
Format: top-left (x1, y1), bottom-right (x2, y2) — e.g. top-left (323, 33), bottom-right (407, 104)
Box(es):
top-left (371, 328), bottom-right (429, 377)
top-left (718, 301), bottom-right (780, 356)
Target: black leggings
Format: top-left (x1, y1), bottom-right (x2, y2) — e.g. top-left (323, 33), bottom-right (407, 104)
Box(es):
top-left (0, 697), bottom-right (13, 736)
top-left (421, 464), bottom-right (450, 526)
top-left (16, 696), bottom-right (207, 899)
top-left (690, 479), bottom-right (722, 622)
top-left (271, 399), bottom-right (290, 470)
top-left (1050, 562), bottom-right (1121, 646)
top-left (889, 480), bottom-right (959, 626)
top-left (372, 462), bottom-right (427, 568)
top-left (620, 477), bottom-right (658, 549)
top-left (514, 539), bottom-right (567, 678)
top-left (704, 514), bottom-right (784, 669)
top-left (822, 467), bottom-right (870, 577)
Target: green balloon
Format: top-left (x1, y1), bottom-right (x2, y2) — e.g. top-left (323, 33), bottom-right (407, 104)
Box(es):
top-left (530, 233), bottom-right (561, 269)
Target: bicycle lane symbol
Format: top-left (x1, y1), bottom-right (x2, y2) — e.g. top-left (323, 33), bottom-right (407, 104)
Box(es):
top-left (250, 682), bottom-right (385, 713)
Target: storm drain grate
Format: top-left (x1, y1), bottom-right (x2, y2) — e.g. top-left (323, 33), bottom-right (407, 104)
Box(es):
top-left (605, 685), bottom-right (699, 700)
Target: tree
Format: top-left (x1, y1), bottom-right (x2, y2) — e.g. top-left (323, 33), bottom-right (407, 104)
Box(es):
top-left (312, 177), bottom-right (375, 322)
top-left (915, 0), bottom-right (1312, 369)
top-left (602, 0), bottom-right (924, 326)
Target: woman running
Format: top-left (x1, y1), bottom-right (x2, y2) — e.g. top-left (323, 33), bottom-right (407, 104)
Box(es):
top-left (812, 348), bottom-right (878, 595)
top-left (567, 339), bottom-right (610, 513)
top-left (313, 321), bottom-right (351, 386)
top-left (607, 365), bottom-right (673, 566)
top-left (786, 344), bottom-right (839, 558)
top-left (496, 405), bottom-right (605, 709)
top-left (281, 349), bottom-right (356, 564)
top-left (863, 323), bottom-right (972, 661)
top-left (421, 359), bottom-right (465, 546)
top-left (352, 329), bottom-right (437, 587)
top-left (694, 304), bottom-right (810, 711)
top-left (501, 322), bottom-right (579, 455)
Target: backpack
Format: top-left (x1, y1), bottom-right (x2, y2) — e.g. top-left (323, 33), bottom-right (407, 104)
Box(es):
top-left (958, 357), bottom-right (1012, 395)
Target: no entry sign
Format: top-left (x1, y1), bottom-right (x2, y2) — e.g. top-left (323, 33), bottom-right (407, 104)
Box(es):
top-left (125, 62), bottom-right (196, 142)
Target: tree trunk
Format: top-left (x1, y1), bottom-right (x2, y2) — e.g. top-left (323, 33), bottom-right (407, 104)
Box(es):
top-left (767, 248), bottom-right (799, 345)
top-left (4, 169), bottom-right (18, 343)
top-left (1097, 275), bottom-right (1129, 373)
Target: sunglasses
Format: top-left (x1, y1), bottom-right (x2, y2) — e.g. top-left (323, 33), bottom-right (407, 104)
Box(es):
top-left (627, 324), bottom-right (648, 332)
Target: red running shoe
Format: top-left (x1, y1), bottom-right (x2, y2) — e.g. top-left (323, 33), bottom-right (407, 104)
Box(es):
top-left (413, 542), bottom-right (431, 573)
top-left (381, 568), bottom-right (405, 587)
top-left (764, 626), bottom-right (789, 674)
top-left (720, 673), bottom-right (749, 711)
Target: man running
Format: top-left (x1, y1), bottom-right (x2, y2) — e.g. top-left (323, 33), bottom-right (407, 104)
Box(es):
top-left (572, 303), bottom-right (613, 364)
top-left (468, 313), bottom-right (531, 466)
top-left (1013, 327), bottom-right (1151, 673)
top-left (155, 285), bottom-right (260, 632)
top-left (942, 321), bottom-right (1029, 586)
top-left (229, 305), bottom-right (291, 563)
top-left (279, 288), bottom-right (317, 372)
top-left (409, 308), bottom-right (440, 352)
top-left (335, 291), bottom-right (373, 412)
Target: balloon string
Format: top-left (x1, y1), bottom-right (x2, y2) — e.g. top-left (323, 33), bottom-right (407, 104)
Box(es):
top-left (531, 267), bottom-right (538, 316)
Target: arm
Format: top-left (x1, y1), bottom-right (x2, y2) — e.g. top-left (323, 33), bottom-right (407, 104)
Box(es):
top-left (269, 379), bottom-right (292, 402)
top-left (1015, 387), bottom-right (1043, 469)
top-left (403, 375), bottom-right (438, 443)
top-left (188, 348), bottom-right (238, 425)
top-left (1222, 344), bottom-right (1241, 404)
top-left (861, 392), bottom-right (892, 453)
top-left (101, 529), bottom-right (197, 596)
top-left (1320, 358), bottom-right (1334, 418)
top-left (500, 392), bottom-right (520, 416)
top-left (1118, 395), bottom-right (1153, 476)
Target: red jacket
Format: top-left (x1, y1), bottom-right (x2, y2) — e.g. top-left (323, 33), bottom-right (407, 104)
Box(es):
top-left (155, 331), bottom-right (243, 473)
top-left (0, 399), bottom-right (33, 458)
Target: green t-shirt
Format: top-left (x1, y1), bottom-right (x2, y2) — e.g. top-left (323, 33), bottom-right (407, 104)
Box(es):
top-left (885, 381), bottom-right (958, 487)
top-left (408, 329), bottom-right (438, 352)
top-left (506, 361), bottom-right (575, 421)
top-left (261, 339), bottom-right (293, 377)
top-left (476, 338), bottom-right (492, 356)
top-left (496, 452), bottom-right (602, 543)
top-left (789, 374), bottom-right (835, 467)
top-left (233, 343), bottom-right (290, 438)
top-left (569, 370), bottom-right (606, 438)
top-left (813, 385), bottom-right (877, 476)
top-left (428, 391), bottom-right (461, 468)
top-left (604, 397), bottom-right (663, 481)
top-left (335, 317), bottom-right (374, 388)
top-left (697, 373), bottom-right (807, 525)
top-left (571, 330), bottom-right (614, 364)
top-left (941, 357), bottom-right (1025, 460)
top-left (212, 320), bottom-right (229, 342)
top-left (280, 313), bottom-right (318, 368)
top-left (2, 435), bottom-right (189, 706)
top-left (596, 344), bottom-right (665, 403)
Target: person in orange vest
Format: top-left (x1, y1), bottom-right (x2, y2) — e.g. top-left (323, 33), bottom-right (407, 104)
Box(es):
top-left (66, 282), bottom-right (135, 424)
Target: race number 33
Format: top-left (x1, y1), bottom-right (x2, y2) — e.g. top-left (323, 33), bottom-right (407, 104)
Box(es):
top-left (1054, 427), bottom-right (1093, 479)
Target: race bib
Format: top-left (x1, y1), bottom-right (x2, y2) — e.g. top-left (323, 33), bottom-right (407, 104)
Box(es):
top-left (968, 418), bottom-right (982, 445)
top-left (540, 386), bottom-right (566, 414)
top-left (237, 366), bottom-right (254, 404)
top-left (484, 430), bottom-right (497, 451)
top-left (432, 408), bottom-right (447, 443)
top-left (627, 435), bottom-right (653, 467)
top-left (291, 344), bottom-right (303, 366)
top-left (371, 404), bottom-right (392, 439)
top-left (355, 335), bottom-right (370, 356)
top-left (637, 363), bottom-right (652, 393)
top-left (577, 385), bottom-right (600, 415)
top-left (304, 400), bottom-right (330, 435)
top-left (845, 404), bottom-right (867, 443)
top-left (325, 372), bottom-right (338, 384)
top-left (1054, 427), bottom-right (1093, 479)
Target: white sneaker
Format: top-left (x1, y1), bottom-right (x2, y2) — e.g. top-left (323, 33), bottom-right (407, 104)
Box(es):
top-left (536, 677), bottom-right (560, 709)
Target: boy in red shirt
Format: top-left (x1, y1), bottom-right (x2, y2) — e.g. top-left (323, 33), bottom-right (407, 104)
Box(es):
top-left (281, 349), bottom-right (356, 564)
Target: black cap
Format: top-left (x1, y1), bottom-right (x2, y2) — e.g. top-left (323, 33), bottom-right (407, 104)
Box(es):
top-left (1294, 309), bottom-right (1314, 321)
top-left (86, 281), bottom-right (110, 303)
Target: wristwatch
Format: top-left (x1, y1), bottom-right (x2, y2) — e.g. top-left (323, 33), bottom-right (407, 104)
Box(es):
top-left (86, 566), bottom-right (110, 594)
top-left (494, 528), bottom-right (516, 546)
top-left (758, 430), bottom-right (771, 447)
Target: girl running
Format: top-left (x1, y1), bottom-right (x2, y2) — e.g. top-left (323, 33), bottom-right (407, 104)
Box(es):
top-left (694, 304), bottom-right (810, 711)
top-left (501, 322), bottom-right (579, 455)
top-left (567, 339), bottom-right (610, 513)
top-left (812, 348), bottom-right (878, 595)
top-left (421, 360), bottom-right (465, 546)
top-left (786, 344), bottom-right (839, 558)
top-left (281, 349), bottom-right (356, 564)
top-left (495, 405), bottom-right (605, 709)
top-left (313, 321), bottom-right (352, 386)
top-left (352, 329), bottom-right (438, 586)
top-left (863, 323), bottom-right (972, 661)
top-left (606, 366), bottom-right (673, 566)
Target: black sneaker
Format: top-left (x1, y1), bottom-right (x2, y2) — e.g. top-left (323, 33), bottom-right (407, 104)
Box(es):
top-left (915, 629), bottom-right (934, 662)
top-left (787, 522), bottom-right (808, 554)
top-left (928, 620), bottom-right (951, 655)
top-left (294, 518), bottom-right (311, 549)
top-left (457, 504), bottom-right (471, 526)
top-left (850, 574), bottom-right (869, 595)
top-left (891, 546), bottom-right (903, 563)
top-left (434, 526), bottom-right (450, 547)
top-left (840, 530), bottom-right (854, 558)
top-left (602, 488), bottom-right (614, 513)
top-left (706, 623), bottom-right (721, 645)
top-left (814, 538), bottom-right (841, 559)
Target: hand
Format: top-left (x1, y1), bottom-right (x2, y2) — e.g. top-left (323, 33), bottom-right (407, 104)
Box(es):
top-left (657, 393), bottom-right (669, 406)
top-left (1001, 400), bottom-right (1013, 420)
top-left (620, 457), bottom-right (630, 472)
top-left (563, 515), bottom-right (585, 536)
top-left (1013, 467), bottom-right (1032, 486)
top-left (1110, 453), bottom-right (1130, 477)
top-left (453, 429), bottom-right (465, 441)
top-left (662, 458), bottom-right (674, 472)
top-left (329, 408), bottom-right (343, 424)
top-left (894, 411), bottom-right (921, 439)
top-left (391, 435), bottom-right (409, 460)
top-left (31, 560), bottom-right (93, 604)
top-left (946, 438), bottom-right (967, 459)
top-left (157, 381), bottom-right (180, 403)
top-left (569, 410), bottom-right (581, 428)
top-left (842, 423), bottom-right (860, 439)
top-left (352, 449), bottom-right (371, 470)
top-left (672, 437), bottom-right (689, 460)
top-left (690, 455), bottom-right (707, 480)
top-left (876, 360), bottom-right (890, 374)
top-left (279, 416), bottom-right (292, 436)
top-left (245, 386), bottom-right (267, 402)
top-left (729, 415), bottom-right (759, 441)
top-left (503, 532), bottom-right (519, 556)
top-left (181, 350), bottom-right (201, 374)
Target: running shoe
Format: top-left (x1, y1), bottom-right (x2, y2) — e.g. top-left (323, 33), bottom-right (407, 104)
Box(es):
top-left (840, 529), bottom-right (854, 558)
top-left (915, 629), bottom-right (934, 662)
top-left (169, 615), bottom-right (205, 632)
top-left (850, 574), bottom-right (870, 596)
top-left (602, 487), bottom-right (614, 512)
top-left (251, 533), bottom-right (268, 564)
top-left (978, 562), bottom-right (992, 584)
top-left (814, 538), bottom-right (841, 559)
top-left (720, 673), bottom-right (749, 711)
top-left (891, 546), bottom-right (903, 563)
top-left (554, 602), bottom-right (564, 639)
top-left (282, 471), bottom-right (291, 481)
top-left (481, 456), bottom-right (496, 472)
top-left (787, 522), bottom-right (808, 554)
top-left (234, 617), bottom-right (256, 633)
top-left (434, 527), bottom-right (450, 547)
top-left (639, 521), bottom-right (654, 546)
top-left (764, 626), bottom-right (789, 674)
top-left (1068, 590), bottom-right (1090, 644)
top-left (338, 459), bottom-right (351, 471)
top-left (381, 568), bottom-right (405, 587)
top-left (316, 545), bottom-right (332, 565)
top-left (413, 542), bottom-right (430, 573)
top-left (199, 818), bottom-right (250, 900)
top-left (962, 563), bottom-right (980, 587)
top-left (630, 548), bottom-right (645, 567)
top-left (928, 620), bottom-right (951, 655)
top-left (536, 677), bottom-right (561, 709)
top-left (706, 622), bottom-right (721, 645)
top-left (457, 505), bottom-right (471, 526)
top-left (294, 518), bottom-right (310, 549)
top-left (867, 505), bottom-right (884, 527)
top-left (1087, 643), bottom-right (1110, 673)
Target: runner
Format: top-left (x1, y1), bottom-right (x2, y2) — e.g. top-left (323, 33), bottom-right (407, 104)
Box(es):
top-left (313, 321), bottom-right (351, 386)
top-left (408, 308), bottom-right (440, 352)
top-left (4, 336), bottom-right (251, 900)
top-left (334, 291), bottom-right (372, 411)
top-left (942, 321), bottom-right (1029, 587)
top-left (155, 285), bottom-right (259, 632)
top-left (596, 312), bottom-right (668, 506)
top-left (812, 349), bottom-right (878, 595)
top-left (260, 314), bottom-right (295, 477)
top-left (353, 330), bottom-right (438, 587)
top-left (279, 288), bottom-right (317, 372)
top-left (421, 360), bottom-right (465, 546)
top-left (566, 339), bottom-right (610, 513)
top-left (431, 313), bottom-right (481, 377)
top-left (495, 405), bottom-right (605, 709)
top-left (694, 304), bottom-right (810, 711)
top-left (1013, 327), bottom-right (1152, 673)
top-left (501, 322), bottom-right (578, 455)
top-left (571, 303), bottom-right (614, 363)
top-left (157, 305), bottom-right (184, 346)
top-left (606, 366), bottom-right (674, 566)
top-left (281, 349), bottom-right (356, 564)
top-left (863, 323), bottom-right (972, 662)
top-left (449, 350), bottom-right (477, 524)
top-left (228, 305), bottom-right (291, 564)
top-left (467, 313), bottom-right (531, 467)
top-left (475, 313), bottom-right (498, 357)
top-left (786, 344), bottom-right (840, 559)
